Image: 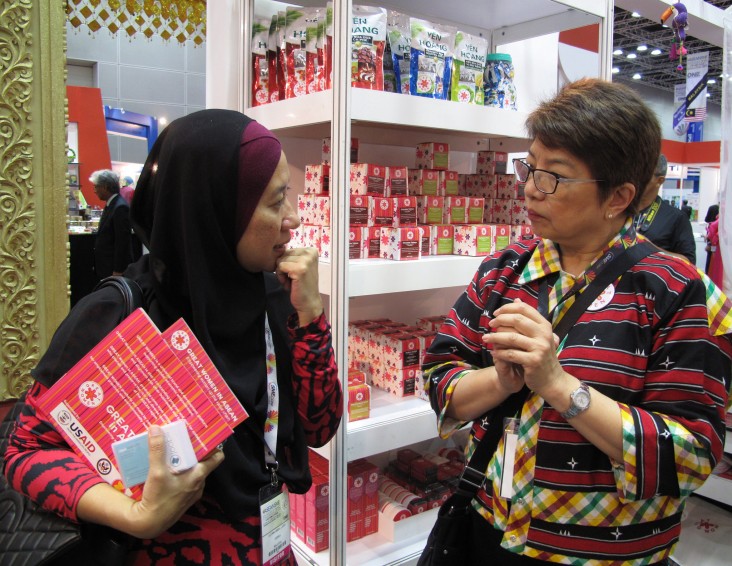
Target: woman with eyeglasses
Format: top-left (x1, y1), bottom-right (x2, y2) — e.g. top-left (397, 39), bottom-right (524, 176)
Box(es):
top-left (421, 78), bottom-right (732, 565)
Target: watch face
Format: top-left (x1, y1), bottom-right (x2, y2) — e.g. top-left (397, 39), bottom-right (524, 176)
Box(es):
top-left (574, 389), bottom-right (591, 410)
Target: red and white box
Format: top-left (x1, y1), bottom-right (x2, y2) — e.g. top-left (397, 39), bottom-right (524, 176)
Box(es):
top-left (350, 163), bottom-right (386, 196)
top-left (419, 226), bottom-right (430, 257)
top-left (417, 196), bottom-right (445, 225)
top-left (373, 197), bottom-right (396, 227)
top-left (482, 198), bottom-right (494, 223)
top-left (386, 166), bottom-right (409, 196)
top-left (312, 195), bottom-right (330, 226)
top-left (381, 333), bottom-right (421, 368)
top-left (319, 226), bottom-right (331, 260)
top-left (511, 224), bottom-right (535, 244)
top-left (304, 163), bottom-right (330, 194)
top-left (301, 224), bottom-right (322, 251)
top-left (297, 194), bottom-right (316, 225)
top-left (491, 198), bottom-right (513, 224)
top-left (416, 142), bottom-right (449, 170)
top-left (353, 460), bottom-right (380, 536)
top-left (440, 170), bottom-right (460, 196)
top-left (348, 370), bottom-right (370, 422)
top-left (380, 227), bottom-right (422, 261)
top-left (289, 226), bottom-right (305, 249)
top-left (429, 225), bottom-right (455, 255)
top-left (453, 224), bottom-right (494, 256)
top-left (464, 174), bottom-right (495, 198)
top-left (493, 224), bottom-right (512, 252)
top-left (305, 473), bottom-right (330, 553)
top-left (444, 196), bottom-right (467, 224)
top-left (510, 199), bottom-right (529, 225)
top-left (394, 196), bottom-right (418, 226)
top-left (416, 315), bottom-right (446, 332)
top-left (322, 136), bottom-right (359, 164)
top-left (347, 468), bottom-right (363, 542)
top-left (477, 150), bottom-right (508, 174)
top-left (495, 173), bottom-right (518, 199)
top-left (348, 226), bottom-right (366, 259)
top-left (362, 226), bottom-right (382, 259)
top-left (467, 197), bottom-right (485, 224)
top-left (409, 168), bottom-right (441, 196)
top-left (370, 360), bottom-right (418, 397)
top-left (350, 195), bottom-right (374, 226)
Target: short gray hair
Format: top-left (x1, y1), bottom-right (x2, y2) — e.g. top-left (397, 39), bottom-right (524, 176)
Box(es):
top-left (655, 154), bottom-right (668, 178)
top-left (89, 169), bottom-right (120, 193)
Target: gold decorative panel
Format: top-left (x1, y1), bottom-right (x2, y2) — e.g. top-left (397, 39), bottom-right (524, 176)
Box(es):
top-left (66, 0), bottom-right (206, 45)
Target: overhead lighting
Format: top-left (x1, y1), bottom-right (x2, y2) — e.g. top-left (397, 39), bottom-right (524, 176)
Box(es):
top-left (632, 73), bottom-right (642, 80)
top-left (707, 79), bottom-right (716, 85)
top-left (158, 117), bottom-right (168, 126)
top-left (637, 45), bottom-right (648, 52)
top-left (612, 67), bottom-right (620, 74)
top-left (651, 48), bottom-right (662, 55)
top-left (627, 53), bottom-right (637, 59)
top-left (631, 11), bottom-right (641, 17)
top-left (613, 49), bottom-right (623, 55)
top-left (706, 93), bottom-right (711, 98)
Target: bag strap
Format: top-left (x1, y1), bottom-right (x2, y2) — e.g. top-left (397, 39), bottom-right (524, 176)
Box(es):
top-left (93, 275), bottom-right (144, 316)
top-left (456, 241), bottom-right (656, 499)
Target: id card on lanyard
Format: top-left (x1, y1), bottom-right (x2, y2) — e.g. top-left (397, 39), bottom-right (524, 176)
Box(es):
top-left (260, 314), bottom-right (291, 566)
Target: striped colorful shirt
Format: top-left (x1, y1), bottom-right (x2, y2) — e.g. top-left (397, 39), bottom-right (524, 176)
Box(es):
top-left (423, 224), bottom-right (732, 565)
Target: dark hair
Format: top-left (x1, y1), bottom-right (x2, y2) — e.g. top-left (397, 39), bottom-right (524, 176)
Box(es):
top-left (89, 169), bottom-right (120, 194)
top-left (655, 154), bottom-right (668, 177)
top-left (525, 78), bottom-right (661, 215)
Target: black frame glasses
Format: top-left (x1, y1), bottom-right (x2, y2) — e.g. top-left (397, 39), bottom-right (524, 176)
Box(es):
top-left (512, 158), bottom-right (605, 195)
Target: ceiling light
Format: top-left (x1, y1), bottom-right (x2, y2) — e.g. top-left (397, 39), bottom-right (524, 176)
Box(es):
top-left (637, 45), bottom-right (648, 52)
top-left (651, 49), bottom-right (662, 55)
top-left (632, 73), bottom-right (642, 80)
top-left (707, 79), bottom-right (716, 85)
top-left (158, 117), bottom-right (168, 125)
top-left (631, 11), bottom-right (641, 17)
top-left (706, 93), bottom-right (711, 98)
top-left (613, 49), bottom-right (623, 55)
top-left (612, 67), bottom-right (620, 74)
top-left (627, 53), bottom-right (637, 59)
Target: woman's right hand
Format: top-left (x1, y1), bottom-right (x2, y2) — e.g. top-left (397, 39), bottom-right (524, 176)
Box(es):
top-left (125, 425), bottom-right (225, 539)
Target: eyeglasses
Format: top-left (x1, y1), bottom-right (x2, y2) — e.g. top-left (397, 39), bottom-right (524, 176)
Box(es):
top-left (512, 159), bottom-right (605, 195)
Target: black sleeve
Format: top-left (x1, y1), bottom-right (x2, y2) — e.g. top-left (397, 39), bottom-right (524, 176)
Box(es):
top-left (671, 215), bottom-right (697, 264)
top-left (111, 203), bottom-right (133, 273)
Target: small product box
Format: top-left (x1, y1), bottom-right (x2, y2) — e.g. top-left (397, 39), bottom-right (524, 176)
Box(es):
top-left (305, 473), bottom-right (330, 553)
top-left (348, 226), bottom-right (366, 259)
top-left (322, 137), bottom-right (359, 164)
top-left (348, 370), bottom-right (370, 422)
top-left (370, 360), bottom-right (419, 397)
top-left (386, 166), bottom-right (409, 196)
top-left (346, 469), bottom-right (363, 542)
top-left (511, 224), bottom-right (535, 244)
top-left (430, 225), bottom-right (455, 256)
top-left (301, 224), bottom-right (322, 252)
top-left (453, 224), bottom-right (494, 256)
top-left (495, 173), bottom-right (518, 199)
top-left (482, 198), bottom-right (494, 223)
top-left (350, 163), bottom-right (386, 196)
top-left (354, 459), bottom-right (380, 536)
top-left (380, 227), bottom-right (422, 261)
top-left (304, 163), bottom-right (330, 194)
top-left (417, 196), bottom-right (445, 225)
top-left (464, 174), bottom-right (496, 198)
top-left (492, 224), bottom-right (512, 252)
top-left (381, 333), bottom-right (421, 368)
top-left (491, 198), bottom-right (513, 224)
top-left (289, 226), bottom-right (305, 249)
top-left (350, 195), bottom-right (373, 226)
top-left (409, 168), bottom-right (441, 196)
top-left (419, 226), bottom-right (430, 257)
top-left (394, 196), bottom-right (418, 226)
top-left (440, 170), bottom-right (460, 196)
top-left (373, 197), bottom-right (396, 227)
top-left (467, 197), bottom-right (485, 224)
top-left (312, 195), bottom-right (331, 226)
top-left (363, 226), bottom-right (382, 259)
top-left (477, 150), bottom-right (508, 174)
top-left (297, 194), bottom-right (316, 225)
top-left (416, 315), bottom-right (446, 332)
top-left (416, 142), bottom-right (449, 170)
top-left (510, 198), bottom-right (529, 225)
top-left (319, 226), bottom-right (331, 260)
top-left (444, 196), bottom-right (467, 224)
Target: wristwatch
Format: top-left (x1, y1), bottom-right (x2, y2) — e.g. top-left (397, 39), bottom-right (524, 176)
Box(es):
top-left (560, 382), bottom-right (591, 420)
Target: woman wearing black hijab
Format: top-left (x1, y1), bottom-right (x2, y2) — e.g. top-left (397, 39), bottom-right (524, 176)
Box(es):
top-left (5, 110), bottom-right (343, 565)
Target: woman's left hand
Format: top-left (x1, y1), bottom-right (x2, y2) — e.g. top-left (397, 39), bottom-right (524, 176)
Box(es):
top-left (482, 299), bottom-right (566, 397)
top-left (276, 247), bottom-right (324, 326)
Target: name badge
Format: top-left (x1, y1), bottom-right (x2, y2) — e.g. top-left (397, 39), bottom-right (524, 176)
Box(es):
top-left (259, 481), bottom-right (291, 566)
top-left (499, 417), bottom-right (519, 499)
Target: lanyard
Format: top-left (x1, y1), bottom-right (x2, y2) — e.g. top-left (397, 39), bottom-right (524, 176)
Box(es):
top-left (635, 196), bottom-right (661, 232)
top-left (263, 314), bottom-right (280, 476)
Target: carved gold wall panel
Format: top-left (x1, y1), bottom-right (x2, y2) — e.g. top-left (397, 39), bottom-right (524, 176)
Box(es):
top-left (1, 1), bottom-right (69, 400)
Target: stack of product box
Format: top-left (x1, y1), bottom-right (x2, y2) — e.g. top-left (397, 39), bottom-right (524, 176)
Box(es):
top-left (292, 140), bottom-right (535, 260)
top-left (290, 450), bottom-right (381, 552)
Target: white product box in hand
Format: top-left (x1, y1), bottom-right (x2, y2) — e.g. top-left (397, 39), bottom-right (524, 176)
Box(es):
top-left (112, 420), bottom-right (197, 488)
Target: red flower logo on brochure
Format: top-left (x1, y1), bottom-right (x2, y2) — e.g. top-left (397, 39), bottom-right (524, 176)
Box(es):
top-left (78, 381), bottom-right (104, 408)
top-left (170, 330), bottom-right (190, 351)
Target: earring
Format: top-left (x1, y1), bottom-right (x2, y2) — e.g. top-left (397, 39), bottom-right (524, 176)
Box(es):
top-left (608, 213), bottom-right (613, 219)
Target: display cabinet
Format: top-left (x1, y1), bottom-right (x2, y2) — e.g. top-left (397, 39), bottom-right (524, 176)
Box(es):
top-left (208, 1), bottom-right (613, 563)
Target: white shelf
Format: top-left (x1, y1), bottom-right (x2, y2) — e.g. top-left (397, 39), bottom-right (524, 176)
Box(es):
top-left (694, 473), bottom-right (732, 507)
top-left (312, 389), bottom-right (438, 462)
top-left (319, 255), bottom-right (484, 297)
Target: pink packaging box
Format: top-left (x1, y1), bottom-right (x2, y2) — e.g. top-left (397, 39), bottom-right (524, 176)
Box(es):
top-left (394, 196), bottom-right (418, 226)
top-left (467, 197), bottom-right (485, 224)
top-left (511, 224), bottom-right (536, 244)
top-left (370, 360), bottom-right (418, 397)
top-left (348, 226), bottom-right (367, 259)
top-left (453, 224), bottom-right (494, 256)
top-left (305, 163), bottom-right (330, 194)
top-left (363, 226), bottom-right (382, 259)
top-left (351, 163), bottom-right (386, 196)
top-left (491, 198), bottom-right (513, 224)
top-left (444, 196), bottom-right (467, 224)
top-left (419, 226), bottom-right (430, 257)
top-left (289, 226), bottom-right (305, 249)
top-left (386, 166), bottom-right (409, 196)
top-left (495, 174), bottom-right (518, 199)
top-left (313, 195), bottom-right (330, 226)
top-left (409, 168), bottom-right (441, 196)
top-left (350, 195), bottom-right (374, 226)
top-left (380, 227), bottom-right (422, 261)
top-left (305, 473), bottom-right (330, 553)
top-left (477, 150), bottom-right (508, 174)
top-left (430, 225), bottom-right (455, 255)
top-left (417, 196), bottom-right (445, 225)
top-left (373, 197), bottom-right (397, 227)
top-left (416, 142), bottom-right (449, 170)
top-left (464, 174), bottom-right (496, 198)
top-left (347, 469), bottom-right (363, 542)
top-left (440, 170), bottom-right (460, 196)
top-left (381, 332), bottom-right (421, 369)
top-left (322, 137), bottom-right (359, 164)
top-left (297, 194), bottom-right (316, 225)
top-left (301, 224), bottom-right (322, 252)
top-left (510, 199), bottom-right (529, 225)
top-left (319, 226), bottom-right (331, 260)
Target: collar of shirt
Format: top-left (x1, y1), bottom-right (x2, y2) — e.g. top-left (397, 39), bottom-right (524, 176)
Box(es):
top-left (106, 193), bottom-right (119, 206)
top-left (517, 218), bottom-right (638, 318)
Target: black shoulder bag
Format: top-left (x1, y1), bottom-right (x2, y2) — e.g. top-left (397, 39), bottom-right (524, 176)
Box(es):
top-left (0, 276), bottom-right (142, 566)
top-left (417, 242), bottom-right (655, 566)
